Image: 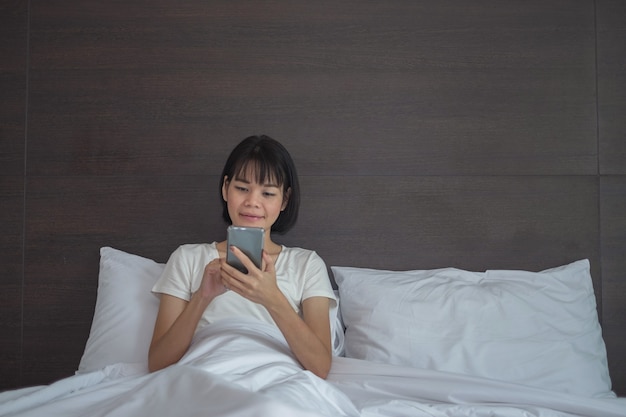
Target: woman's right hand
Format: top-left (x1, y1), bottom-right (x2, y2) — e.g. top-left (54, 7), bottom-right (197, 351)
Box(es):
top-left (149, 257), bottom-right (226, 372)
top-left (197, 258), bottom-right (228, 299)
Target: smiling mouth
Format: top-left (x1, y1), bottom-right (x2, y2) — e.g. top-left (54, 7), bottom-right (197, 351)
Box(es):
top-left (240, 213), bottom-right (264, 220)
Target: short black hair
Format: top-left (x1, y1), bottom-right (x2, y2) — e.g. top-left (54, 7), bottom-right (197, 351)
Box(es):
top-left (219, 135), bottom-right (300, 234)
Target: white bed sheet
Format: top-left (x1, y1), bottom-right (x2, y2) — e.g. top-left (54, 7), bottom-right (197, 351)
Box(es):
top-left (1, 318), bottom-right (625, 417)
top-left (329, 357), bottom-right (626, 417)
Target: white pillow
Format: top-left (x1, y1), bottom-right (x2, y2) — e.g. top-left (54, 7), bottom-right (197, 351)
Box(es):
top-left (79, 247), bottom-right (345, 373)
top-left (77, 247), bottom-right (164, 373)
top-left (332, 259), bottom-right (614, 398)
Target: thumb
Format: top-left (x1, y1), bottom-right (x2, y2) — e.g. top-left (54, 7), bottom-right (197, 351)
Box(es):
top-left (262, 250), bottom-right (275, 273)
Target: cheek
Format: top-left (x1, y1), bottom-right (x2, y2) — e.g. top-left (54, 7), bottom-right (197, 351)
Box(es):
top-left (268, 200), bottom-right (285, 217)
top-left (226, 195), bottom-right (240, 214)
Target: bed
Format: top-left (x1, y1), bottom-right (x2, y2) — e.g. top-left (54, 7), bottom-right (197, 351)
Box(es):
top-left (4, 0), bottom-right (626, 415)
top-left (1, 247), bottom-right (624, 417)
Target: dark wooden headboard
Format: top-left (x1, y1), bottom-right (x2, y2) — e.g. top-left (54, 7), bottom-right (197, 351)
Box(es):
top-left (2, 1), bottom-right (625, 396)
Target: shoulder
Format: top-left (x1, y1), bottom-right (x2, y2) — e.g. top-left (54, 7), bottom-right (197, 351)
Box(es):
top-left (280, 246), bottom-right (325, 265)
top-left (280, 246), bottom-right (334, 298)
top-left (171, 242), bottom-right (218, 258)
top-left (157, 243), bottom-right (219, 292)
top-left (279, 246), bottom-right (329, 280)
top-left (166, 242), bottom-right (219, 266)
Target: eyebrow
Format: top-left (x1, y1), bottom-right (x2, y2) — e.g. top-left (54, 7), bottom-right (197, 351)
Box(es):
top-left (233, 177), bottom-right (280, 188)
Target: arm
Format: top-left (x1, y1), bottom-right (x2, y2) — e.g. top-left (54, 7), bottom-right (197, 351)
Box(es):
top-left (268, 295), bottom-right (332, 378)
top-left (222, 247), bottom-right (333, 378)
top-left (148, 259), bottom-right (225, 372)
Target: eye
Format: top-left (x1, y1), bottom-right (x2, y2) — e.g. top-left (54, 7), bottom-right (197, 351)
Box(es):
top-left (263, 191), bottom-right (276, 197)
top-left (235, 185), bottom-right (248, 192)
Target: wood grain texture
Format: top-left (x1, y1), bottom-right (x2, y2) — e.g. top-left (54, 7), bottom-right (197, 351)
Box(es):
top-left (0, 177), bottom-right (24, 390)
top-left (27, 0), bottom-right (596, 176)
top-left (600, 177), bottom-right (626, 395)
top-left (597, 0), bottom-right (626, 175)
top-left (0, 0), bottom-right (27, 176)
top-left (0, 0), bottom-right (27, 391)
top-left (597, 0), bottom-right (626, 394)
top-left (281, 175), bottom-right (601, 290)
top-left (21, 175), bottom-right (224, 384)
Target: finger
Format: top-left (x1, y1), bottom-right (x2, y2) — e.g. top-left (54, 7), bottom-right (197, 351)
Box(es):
top-left (229, 245), bottom-right (260, 274)
top-left (220, 272), bottom-right (239, 293)
top-left (204, 259), bottom-right (218, 272)
top-left (221, 257), bottom-right (250, 293)
top-left (262, 250), bottom-right (275, 273)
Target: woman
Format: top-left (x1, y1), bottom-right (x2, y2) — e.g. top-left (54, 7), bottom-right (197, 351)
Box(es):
top-left (148, 135), bottom-right (336, 379)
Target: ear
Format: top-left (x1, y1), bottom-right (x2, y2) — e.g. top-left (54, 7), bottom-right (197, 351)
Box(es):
top-left (281, 187), bottom-right (291, 211)
top-left (222, 176), bottom-right (230, 202)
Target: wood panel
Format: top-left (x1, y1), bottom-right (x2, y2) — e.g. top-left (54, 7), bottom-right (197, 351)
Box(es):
top-left (598, 0), bottom-right (626, 175)
top-left (0, 177), bottom-right (24, 390)
top-left (0, 0), bottom-right (27, 176)
top-left (0, 0), bottom-right (27, 391)
top-left (281, 175), bottom-right (601, 293)
top-left (593, 0), bottom-right (625, 394)
top-left (27, 0), bottom-right (596, 177)
top-left (601, 177), bottom-right (626, 396)
top-left (21, 175), bottom-right (224, 385)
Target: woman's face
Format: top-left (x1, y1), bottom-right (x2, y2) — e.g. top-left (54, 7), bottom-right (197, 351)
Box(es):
top-left (222, 166), bottom-right (288, 234)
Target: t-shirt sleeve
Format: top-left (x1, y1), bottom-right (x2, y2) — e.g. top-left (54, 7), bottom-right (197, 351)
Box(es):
top-left (152, 245), bottom-right (195, 301)
top-left (302, 251), bottom-right (336, 304)
top-left (300, 251), bottom-right (343, 355)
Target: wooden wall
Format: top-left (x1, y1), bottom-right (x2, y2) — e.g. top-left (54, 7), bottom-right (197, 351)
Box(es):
top-left (1, 0), bottom-right (625, 395)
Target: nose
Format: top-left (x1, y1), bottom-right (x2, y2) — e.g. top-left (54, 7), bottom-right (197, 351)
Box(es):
top-left (244, 190), bottom-right (261, 207)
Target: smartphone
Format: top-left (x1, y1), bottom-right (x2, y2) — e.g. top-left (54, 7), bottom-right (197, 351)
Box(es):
top-left (226, 226), bottom-right (264, 273)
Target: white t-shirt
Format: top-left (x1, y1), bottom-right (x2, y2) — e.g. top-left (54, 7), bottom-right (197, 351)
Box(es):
top-left (152, 242), bottom-right (336, 333)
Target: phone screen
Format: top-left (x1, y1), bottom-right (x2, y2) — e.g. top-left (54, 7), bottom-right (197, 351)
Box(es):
top-left (226, 226), bottom-right (264, 273)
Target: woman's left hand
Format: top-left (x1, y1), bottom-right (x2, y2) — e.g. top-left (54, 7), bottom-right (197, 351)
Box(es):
top-left (221, 247), bottom-right (280, 307)
top-left (223, 245), bottom-right (332, 379)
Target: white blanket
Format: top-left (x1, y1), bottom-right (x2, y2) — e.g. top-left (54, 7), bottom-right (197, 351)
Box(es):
top-left (1, 318), bottom-right (625, 417)
top-left (329, 358), bottom-right (626, 417)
